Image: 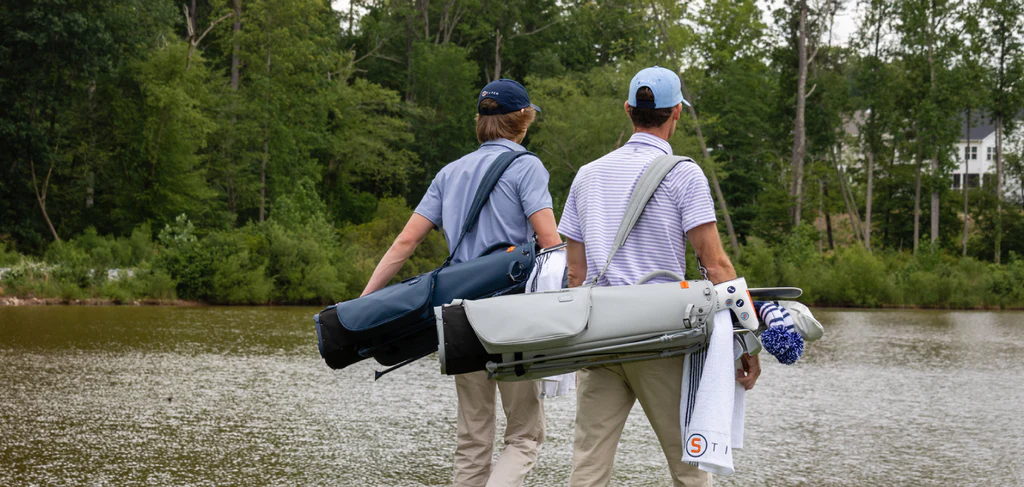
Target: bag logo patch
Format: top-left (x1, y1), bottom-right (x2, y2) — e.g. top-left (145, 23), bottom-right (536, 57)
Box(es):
top-left (687, 434), bottom-right (707, 457)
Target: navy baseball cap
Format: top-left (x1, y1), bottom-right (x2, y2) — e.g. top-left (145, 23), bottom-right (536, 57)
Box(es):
top-left (627, 66), bottom-right (690, 109)
top-left (478, 79), bottom-right (541, 115)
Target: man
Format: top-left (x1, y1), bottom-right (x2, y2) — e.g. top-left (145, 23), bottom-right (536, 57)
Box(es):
top-left (360, 78), bottom-right (561, 487)
top-left (558, 66), bottom-right (761, 486)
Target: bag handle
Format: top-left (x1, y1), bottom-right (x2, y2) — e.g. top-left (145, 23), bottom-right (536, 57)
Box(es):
top-left (637, 270), bottom-right (684, 284)
top-left (444, 150), bottom-right (534, 267)
top-left (588, 155), bottom-right (691, 284)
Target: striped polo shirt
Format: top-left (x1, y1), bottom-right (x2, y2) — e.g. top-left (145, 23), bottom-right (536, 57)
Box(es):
top-left (557, 132), bottom-right (717, 287)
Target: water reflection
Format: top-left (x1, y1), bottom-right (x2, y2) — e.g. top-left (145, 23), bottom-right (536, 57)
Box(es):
top-left (1, 307), bottom-right (1022, 486)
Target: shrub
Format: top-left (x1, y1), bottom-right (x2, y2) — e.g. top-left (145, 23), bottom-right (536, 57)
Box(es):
top-left (0, 243), bottom-right (19, 267)
top-left (735, 237), bottom-right (778, 288)
top-left (45, 241), bottom-right (95, 289)
top-left (339, 197), bottom-right (448, 300)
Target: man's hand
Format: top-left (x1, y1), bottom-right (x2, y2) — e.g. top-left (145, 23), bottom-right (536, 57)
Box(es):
top-left (736, 353), bottom-right (760, 390)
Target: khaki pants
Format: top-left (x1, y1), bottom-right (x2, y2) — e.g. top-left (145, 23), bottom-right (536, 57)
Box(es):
top-left (569, 356), bottom-right (711, 487)
top-left (454, 371), bottom-right (545, 487)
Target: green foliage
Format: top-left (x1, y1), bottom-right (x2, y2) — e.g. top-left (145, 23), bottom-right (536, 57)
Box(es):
top-left (1, 0), bottom-right (1023, 307)
top-left (0, 243), bottom-right (19, 267)
top-left (734, 225), bottom-right (1024, 308)
top-left (525, 66), bottom-right (636, 206)
top-left (341, 198), bottom-right (449, 296)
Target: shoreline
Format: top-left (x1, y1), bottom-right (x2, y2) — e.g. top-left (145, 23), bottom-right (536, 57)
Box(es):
top-left (0, 296), bottom-right (205, 307)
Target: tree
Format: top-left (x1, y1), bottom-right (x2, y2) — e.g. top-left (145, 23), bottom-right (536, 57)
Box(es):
top-left (853, 0), bottom-right (899, 251)
top-left (235, 0), bottom-right (342, 222)
top-left (894, 0), bottom-right (962, 252)
top-left (689, 0), bottom-right (776, 245)
top-left (786, 0), bottom-right (840, 228)
top-left (0, 0), bottom-right (178, 245)
top-left (648, 0), bottom-right (741, 257)
top-left (951, 8), bottom-right (988, 256)
top-left (982, 0), bottom-right (1024, 263)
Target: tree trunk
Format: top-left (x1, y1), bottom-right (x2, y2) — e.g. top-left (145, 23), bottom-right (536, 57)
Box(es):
top-left (823, 179), bottom-right (834, 249)
top-left (493, 27), bottom-right (502, 81)
top-left (818, 178), bottom-right (825, 252)
top-left (348, 0), bottom-right (355, 37)
top-left (647, 0), bottom-right (740, 257)
top-left (962, 110), bottom-right (970, 257)
top-left (228, 178), bottom-right (237, 220)
top-left (791, 0), bottom-right (809, 227)
top-left (930, 148), bottom-right (939, 244)
top-left (29, 156), bottom-right (60, 242)
top-left (260, 44), bottom-right (271, 222)
top-left (913, 151), bottom-right (922, 254)
top-left (231, 0), bottom-right (241, 90)
top-left (681, 84), bottom-right (741, 258)
top-left (404, 5), bottom-right (413, 101)
top-left (995, 118), bottom-right (1003, 263)
top-left (865, 147), bottom-right (874, 251)
top-left (927, 2), bottom-right (939, 244)
top-left (260, 129), bottom-right (268, 222)
top-left (835, 160), bottom-right (864, 246)
top-left (421, 0), bottom-right (429, 39)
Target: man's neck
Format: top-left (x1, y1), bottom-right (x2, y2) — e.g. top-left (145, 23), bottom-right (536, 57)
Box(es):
top-left (633, 126), bottom-right (672, 142)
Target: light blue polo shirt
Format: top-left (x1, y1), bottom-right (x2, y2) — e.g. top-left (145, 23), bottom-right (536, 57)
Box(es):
top-left (414, 138), bottom-right (553, 264)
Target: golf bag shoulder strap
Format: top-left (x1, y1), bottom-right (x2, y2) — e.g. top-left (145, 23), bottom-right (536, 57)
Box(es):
top-left (445, 150), bottom-right (535, 266)
top-left (592, 154), bottom-right (692, 283)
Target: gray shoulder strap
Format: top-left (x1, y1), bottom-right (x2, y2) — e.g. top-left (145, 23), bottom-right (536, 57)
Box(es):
top-left (590, 154), bottom-right (690, 284)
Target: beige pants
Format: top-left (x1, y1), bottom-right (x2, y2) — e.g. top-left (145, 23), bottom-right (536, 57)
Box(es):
top-left (454, 371), bottom-right (545, 487)
top-left (569, 356), bottom-right (712, 487)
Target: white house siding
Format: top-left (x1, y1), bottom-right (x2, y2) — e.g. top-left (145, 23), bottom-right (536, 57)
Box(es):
top-left (952, 125), bottom-right (1022, 200)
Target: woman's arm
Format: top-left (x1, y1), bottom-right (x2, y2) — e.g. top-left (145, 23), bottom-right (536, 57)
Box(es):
top-left (360, 214), bottom-right (436, 297)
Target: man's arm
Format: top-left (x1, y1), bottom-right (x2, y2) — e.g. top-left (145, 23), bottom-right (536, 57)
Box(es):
top-left (360, 213), bottom-right (435, 297)
top-left (529, 208), bottom-right (562, 248)
top-left (565, 238), bottom-right (587, 288)
top-left (686, 221), bottom-right (759, 390)
top-left (686, 222), bottom-right (736, 284)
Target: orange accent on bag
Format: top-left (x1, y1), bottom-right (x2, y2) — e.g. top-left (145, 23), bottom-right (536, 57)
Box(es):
top-left (679, 281), bottom-right (690, 289)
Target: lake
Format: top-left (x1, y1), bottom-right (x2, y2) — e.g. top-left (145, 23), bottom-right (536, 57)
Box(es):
top-left (1, 307), bottom-right (1022, 486)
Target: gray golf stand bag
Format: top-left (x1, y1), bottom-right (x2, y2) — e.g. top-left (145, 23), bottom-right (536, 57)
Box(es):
top-left (435, 155), bottom-right (803, 381)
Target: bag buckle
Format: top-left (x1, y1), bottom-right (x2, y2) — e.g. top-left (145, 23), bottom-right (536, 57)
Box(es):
top-left (507, 261), bottom-right (527, 282)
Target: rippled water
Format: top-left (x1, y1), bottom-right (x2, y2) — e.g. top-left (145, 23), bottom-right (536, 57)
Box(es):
top-left (1, 307), bottom-right (1022, 486)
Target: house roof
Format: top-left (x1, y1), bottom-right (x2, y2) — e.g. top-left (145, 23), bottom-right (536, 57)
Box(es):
top-left (960, 112), bottom-right (995, 141)
top-left (959, 109), bottom-right (1024, 141)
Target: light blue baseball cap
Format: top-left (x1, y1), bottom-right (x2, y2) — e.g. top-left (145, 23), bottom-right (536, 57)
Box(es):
top-left (627, 66), bottom-right (690, 108)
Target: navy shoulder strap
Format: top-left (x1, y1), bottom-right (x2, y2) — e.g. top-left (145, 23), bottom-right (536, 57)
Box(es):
top-left (444, 150), bottom-right (534, 266)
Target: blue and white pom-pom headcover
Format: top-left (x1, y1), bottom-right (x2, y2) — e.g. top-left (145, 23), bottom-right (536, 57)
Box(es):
top-left (754, 301), bottom-right (804, 365)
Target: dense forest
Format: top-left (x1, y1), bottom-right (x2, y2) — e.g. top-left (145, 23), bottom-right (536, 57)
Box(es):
top-left (2, 0), bottom-right (1023, 307)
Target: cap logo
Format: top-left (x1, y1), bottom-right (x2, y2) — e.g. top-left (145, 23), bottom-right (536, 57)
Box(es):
top-left (481, 90), bottom-right (499, 97)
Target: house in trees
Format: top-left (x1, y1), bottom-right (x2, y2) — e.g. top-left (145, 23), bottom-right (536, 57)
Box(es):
top-left (951, 113), bottom-right (1022, 199)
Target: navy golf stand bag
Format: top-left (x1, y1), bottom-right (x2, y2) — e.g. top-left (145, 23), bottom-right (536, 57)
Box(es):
top-left (314, 150), bottom-right (538, 375)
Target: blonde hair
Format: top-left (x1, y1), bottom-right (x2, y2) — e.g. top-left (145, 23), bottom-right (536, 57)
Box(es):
top-left (475, 98), bottom-right (536, 143)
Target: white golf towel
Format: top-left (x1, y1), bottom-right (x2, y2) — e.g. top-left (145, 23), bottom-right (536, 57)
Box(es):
top-left (526, 248), bottom-right (576, 398)
top-left (680, 309), bottom-right (746, 476)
